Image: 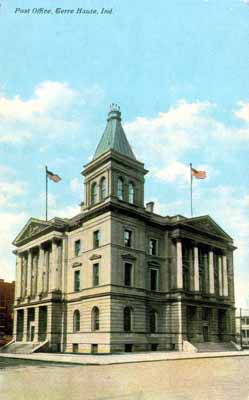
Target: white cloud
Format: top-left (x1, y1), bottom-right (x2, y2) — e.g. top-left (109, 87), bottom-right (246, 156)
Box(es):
top-left (0, 81), bottom-right (104, 144)
top-left (125, 100), bottom-right (213, 164)
top-left (154, 161), bottom-right (190, 184)
top-left (70, 177), bottom-right (83, 194)
top-left (234, 101), bottom-right (249, 122)
top-left (0, 211), bottom-right (28, 281)
top-left (0, 164), bottom-right (27, 207)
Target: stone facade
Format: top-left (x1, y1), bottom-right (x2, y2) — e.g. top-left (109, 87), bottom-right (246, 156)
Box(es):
top-left (12, 107), bottom-right (236, 353)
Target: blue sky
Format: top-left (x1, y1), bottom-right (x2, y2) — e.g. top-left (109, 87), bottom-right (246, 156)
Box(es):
top-left (0, 0), bottom-right (249, 307)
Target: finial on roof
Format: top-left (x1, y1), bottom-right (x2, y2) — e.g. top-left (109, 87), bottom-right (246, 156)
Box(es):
top-left (107, 103), bottom-right (121, 121)
top-left (110, 103), bottom-right (120, 112)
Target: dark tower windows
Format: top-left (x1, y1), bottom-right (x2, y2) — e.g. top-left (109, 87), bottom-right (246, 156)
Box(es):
top-left (117, 177), bottom-right (124, 200)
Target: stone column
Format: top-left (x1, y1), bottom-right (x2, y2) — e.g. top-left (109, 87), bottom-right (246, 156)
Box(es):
top-left (33, 307), bottom-right (39, 342)
top-left (194, 246), bottom-right (199, 291)
top-left (26, 251), bottom-right (32, 297)
top-left (203, 254), bottom-right (208, 293)
top-left (218, 256), bottom-right (223, 296)
top-left (176, 240), bottom-right (183, 289)
top-left (57, 242), bottom-right (62, 290)
top-left (208, 250), bottom-right (215, 294)
top-left (23, 307), bottom-right (28, 342)
top-left (61, 238), bottom-right (68, 295)
top-left (13, 309), bottom-right (17, 341)
top-left (188, 248), bottom-right (194, 291)
top-left (15, 254), bottom-right (22, 300)
top-left (37, 246), bottom-right (45, 296)
top-left (49, 241), bottom-right (58, 292)
top-left (223, 255), bottom-right (228, 297)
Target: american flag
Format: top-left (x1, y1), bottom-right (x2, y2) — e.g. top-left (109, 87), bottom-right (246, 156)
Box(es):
top-left (191, 167), bottom-right (207, 179)
top-left (47, 169), bottom-right (61, 183)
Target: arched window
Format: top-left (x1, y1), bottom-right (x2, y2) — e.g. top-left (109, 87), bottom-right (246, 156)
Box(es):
top-left (124, 307), bottom-right (133, 332)
top-left (149, 309), bottom-right (158, 333)
top-left (128, 182), bottom-right (135, 204)
top-left (117, 177), bottom-right (124, 200)
top-left (100, 177), bottom-right (107, 200)
top-left (91, 182), bottom-right (97, 205)
top-left (73, 310), bottom-right (80, 333)
top-left (92, 307), bottom-right (100, 331)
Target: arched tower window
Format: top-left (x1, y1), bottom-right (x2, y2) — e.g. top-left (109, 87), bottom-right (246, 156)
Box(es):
top-left (100, 177), bottom-right (107, 200)
top-left (124, 307), bottom-right (133, 332)
top-left (128, 182), bottom-right (135, 204)
top-left (91, 182), bottom-right (97, 205)
top-left (92, 307), bottom-right (100, 331)
top-left (149, 309), bottom-right (158, 333)
top-left (117, 177), bottom-right (124, 200)
top-left (73, 310), bottom-right (80, 333)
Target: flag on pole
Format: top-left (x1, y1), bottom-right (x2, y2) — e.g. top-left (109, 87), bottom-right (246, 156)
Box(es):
top-left (191, 167), bottom-right (207, 180)
top-left (46, 169), bottom-right (61, 183)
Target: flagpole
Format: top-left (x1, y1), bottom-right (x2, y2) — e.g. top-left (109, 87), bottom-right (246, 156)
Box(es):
top-left (45, 165), bottom-right (48, 221)
top-left (190, 163), bottom-right (193, 217)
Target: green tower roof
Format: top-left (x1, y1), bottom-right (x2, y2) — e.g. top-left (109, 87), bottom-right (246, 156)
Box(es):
top-left (93, 105), bottom-right (136, 160)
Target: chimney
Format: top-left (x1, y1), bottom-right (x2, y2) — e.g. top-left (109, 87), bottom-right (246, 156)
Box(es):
top-left (146, 202), bottom-right (154, 213)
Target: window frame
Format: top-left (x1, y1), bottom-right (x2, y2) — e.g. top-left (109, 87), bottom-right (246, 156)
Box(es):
top-left (150, 268), bottom-right (159, 291)
top-left (74, 270), bottom-right (81, 292)
top-left (91, 182), bottom-right (98, 205)
top-left (124, 262), bottom-right (133, 287)
top-left (124, 229), bottom-right (132, 248)
top-left (93, 263), bottom-right (99, 287)
top-left (73, 310), bottom-right (80, 333)
top-left (123, 306), bottom-right (133, 333)
top-left (117, 177), bottom-right (124, 200)
top-left (92, 307), bottom-right (100, 331)
top-left (74, 239), bottom-right (81, 257)
top-left (149, 238), bottom-right (158, 256)
top-left (128, 182), bottom-right (135, 204)
top-left (100, 177), bottom-right (107, 201)
top-left (93, 230), bottom-right (100, 249)
top-left (149, 309), bottom-right (158, 334)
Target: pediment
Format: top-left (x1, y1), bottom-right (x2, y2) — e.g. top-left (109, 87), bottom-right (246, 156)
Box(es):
top-left (72, 262), bottom-right (82, 268)
top-left (89, 254), bottom-right (102, 261)
top-left (183, 216), bottom-right (232, 240)
top-left (121, 253), bottom-right (137, 261)
top-left (13, 218), bottom-right (51, 245)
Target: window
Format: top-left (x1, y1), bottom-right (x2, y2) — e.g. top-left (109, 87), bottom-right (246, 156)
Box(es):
top-left (128, 182), bottom-right (135, 204)
top-left (74, 270), bottom-right (81, 292)
top-left (124, 344), bottom-right (133, 352)
top-left (73, 310), bottom-right (80, 333)
top-left (124, 307), bottom-right (132, 332)
top-left (150, 269), bottom-right (158, 291)
top-left (92, 307), bottom-right (100, 331)
top-left (151, 343), bottom-right (158, 351)
top-left (93, 230), bottom-right (100, 248)
top-left (124, 263), bottom-right (133, 286)
top-left (91, 182), bottom-right (98, 205)
top-left (91, 344), bottom-right (98, 354)
top-left (100, 177), bottom-right (107, 200)
top-left (150, 310), bottom-right (158, 333)
top-left (72, 343), bottom-right (79, 353)
top-left (117, 177), bottom-right (124, 200)
top-left (202, 308), bottom-right (209, 321)
top-left (93, 263), bottom-right (99, 286)
top-left (149, 239), bottom-right (157, 256)
top-left (124, 229), bottom-right (132, 247)
top-left (74, 240), bottom-right (81, 256)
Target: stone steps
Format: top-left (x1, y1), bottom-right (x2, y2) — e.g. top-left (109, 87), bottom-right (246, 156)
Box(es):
top-left (193, 341), bottom-right (237, 352)
top-left (0, 341), bottom-right (40, 354)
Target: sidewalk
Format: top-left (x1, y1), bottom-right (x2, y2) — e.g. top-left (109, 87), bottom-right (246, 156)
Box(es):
top-left (1, 350), bottom-right (249, 366)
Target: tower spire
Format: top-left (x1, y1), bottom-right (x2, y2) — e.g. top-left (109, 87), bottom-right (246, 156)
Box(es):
top-left (93, 106), bottom-right (136, 160)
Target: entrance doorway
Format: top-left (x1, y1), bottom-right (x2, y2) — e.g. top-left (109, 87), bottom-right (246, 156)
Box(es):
top-left (203, 326), bottom-right (209, 342)
top-left (30, 324), bottom-right (35, 342)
